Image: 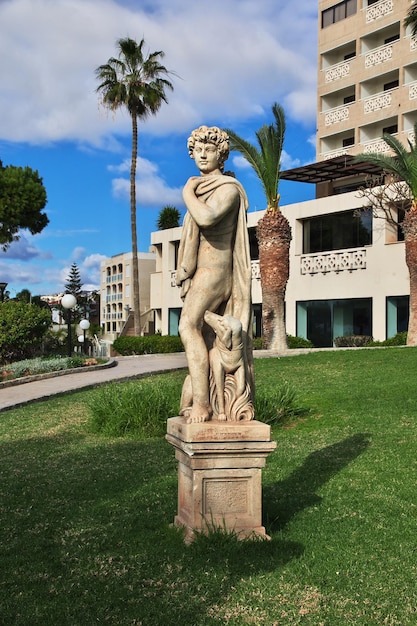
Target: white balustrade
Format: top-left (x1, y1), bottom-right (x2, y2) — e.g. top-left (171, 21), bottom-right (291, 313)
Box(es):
top-left (301, 249), bottom-right (367, 275)
top-left (325, 61), bottom-right (351, 83)
top-left (363, 91), bottom-right (392, 114)
top-left (366, 0), bottom-right (393, 23)
top-left (365, 43), bottom-right (393, 68)
top-left (324, 105), bottom-right (350, 126)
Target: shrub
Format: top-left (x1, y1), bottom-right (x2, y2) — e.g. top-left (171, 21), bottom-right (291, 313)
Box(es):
top-left (88, 375), bottom-right (183, 438)
top-left (255, 380), bottom-right (307, 425)
top-left (112, 334), bottom-right (183, 356)
top-left (253, 335), bottom-right (313, 350)
top-left (334, 335), bottom-right (373, 348)
top-left (0, 301), bottom-right (52, 363)
top-left (1, 355), bottom-right (92, 380)
top-left (367, 332), bottom-right (407, 347)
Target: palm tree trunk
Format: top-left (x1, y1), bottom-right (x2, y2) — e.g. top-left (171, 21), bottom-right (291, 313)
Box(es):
top-left (403, 208), bottom-right (417, 346)
top-left (257, 210), bottom-right (291, 350)
top-left (130, 114), bottom-right (141, 336)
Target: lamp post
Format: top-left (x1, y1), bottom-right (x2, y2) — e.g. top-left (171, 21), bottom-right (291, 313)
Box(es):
top-left (0, 282), bottom-right (8, 302)
top-left (79, 318), bottom-right (90, 355)
top-left (61, 293), bottom-right (77, 357)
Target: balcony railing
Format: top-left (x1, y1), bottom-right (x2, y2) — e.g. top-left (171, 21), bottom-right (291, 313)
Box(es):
top-left (409, 81), bottom-right (417, 101)
top-left (363, 89), bottom-right (393, 114)
top-left (365, 0), bottom-right (393, 23)
top-left (301, 249), bottom-right (367, 275)
top-left (170, 261), bottom-right (261, 287)
top-left (324, 60), bottom-right (351, 84)
top-left (365, 42), bottom-right (395, 69)
top-left (322, 147), bottom-right (351, 160)
top-left (324, 104), bottom-right (350, 127)
top-left (361, 137), bottom-right (391, 154)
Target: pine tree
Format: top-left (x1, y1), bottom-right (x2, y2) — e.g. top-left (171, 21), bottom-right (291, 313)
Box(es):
top-left (65, 262), bottom-right (82, 296)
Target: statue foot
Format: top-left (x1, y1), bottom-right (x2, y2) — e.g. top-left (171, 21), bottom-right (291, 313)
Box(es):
top-left (217, 412), bottom-right (227, 422)
top-left (186, 404), bottom-right (211, 424)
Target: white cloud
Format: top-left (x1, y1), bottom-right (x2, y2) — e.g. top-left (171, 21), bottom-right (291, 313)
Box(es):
top-left (110, 156), bottom-right (184, 206)
top-left (0, 0), bottom-right (317, 146)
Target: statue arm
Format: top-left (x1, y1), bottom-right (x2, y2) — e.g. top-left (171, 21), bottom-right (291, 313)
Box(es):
top-left (183, 178), bottom-right (239, 228)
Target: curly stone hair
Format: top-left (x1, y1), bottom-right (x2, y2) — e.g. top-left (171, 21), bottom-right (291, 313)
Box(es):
top-left (187, 125), bottom-right (229, 172)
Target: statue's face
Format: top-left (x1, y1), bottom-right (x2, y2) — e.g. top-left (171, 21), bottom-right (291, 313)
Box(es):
top-left (193, 141), bottom-right (220, 174)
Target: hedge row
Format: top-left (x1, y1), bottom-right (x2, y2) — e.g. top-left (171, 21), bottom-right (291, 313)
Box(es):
top-left (112, 334), bottom-right (313, 356)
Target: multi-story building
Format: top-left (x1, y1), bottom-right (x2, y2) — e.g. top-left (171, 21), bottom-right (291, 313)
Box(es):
top-left (150, 0), bottom-right (415, 347)
top-left (100, 251), bottom-right (156, 341)
top-left (317, 0), bottom-right (416, 163)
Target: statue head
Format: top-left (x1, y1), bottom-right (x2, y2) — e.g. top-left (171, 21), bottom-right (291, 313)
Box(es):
top-left (187, 126), bottom-right (229, 173)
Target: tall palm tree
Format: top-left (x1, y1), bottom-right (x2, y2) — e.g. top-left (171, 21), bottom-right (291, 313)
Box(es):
top-left (225, 103), bottom-right (291, 350)
top-left (96, 37), bottom-right (174, 335)
top-left (355, 121), bottom-right (417, 345)
top-left (405, 1), bottom-right (417, 37)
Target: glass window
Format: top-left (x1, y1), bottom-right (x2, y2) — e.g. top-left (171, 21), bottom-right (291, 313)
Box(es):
top-left (321, 0), bottom-right (357, 28)
top-left (303, 210), bottom-right (372, 254)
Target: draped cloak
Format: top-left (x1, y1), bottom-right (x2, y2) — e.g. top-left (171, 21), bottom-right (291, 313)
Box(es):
top-left (176, 174), bottom-right (254, 396)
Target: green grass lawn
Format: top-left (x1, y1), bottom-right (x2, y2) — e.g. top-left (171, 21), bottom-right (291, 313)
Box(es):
top-left (1, 348), bottom-right (416, 625)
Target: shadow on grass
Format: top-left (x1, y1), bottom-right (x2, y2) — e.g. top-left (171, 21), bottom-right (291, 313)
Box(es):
top-left (0, 433), bottom-right (302, 626)
top-left (264, 433), bottom-right (371, 533)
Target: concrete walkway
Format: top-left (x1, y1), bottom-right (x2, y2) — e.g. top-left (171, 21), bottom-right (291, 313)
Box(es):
top-left (0, 348), bottom-right (321, 413)
top-left (0, 353), bottom-right (188, 412)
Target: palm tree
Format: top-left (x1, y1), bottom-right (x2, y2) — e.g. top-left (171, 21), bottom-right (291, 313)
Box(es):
top-left (355, 121), bottom-right (417, 345)
top-left (157, 205), bottom-right (181, 230)
top-left (405, 1), bottom-right (417, 37)
top-left (225, 103), bottom-right (291, 350)
top-left (96, 37), bottom-right (174, 335)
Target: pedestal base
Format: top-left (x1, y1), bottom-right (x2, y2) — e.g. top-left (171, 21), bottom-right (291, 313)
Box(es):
top-left (166, 416), bottom-right (277, 542)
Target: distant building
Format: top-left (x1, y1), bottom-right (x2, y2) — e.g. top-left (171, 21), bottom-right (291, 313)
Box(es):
top-left (99, 251), bottom-right (156, 341)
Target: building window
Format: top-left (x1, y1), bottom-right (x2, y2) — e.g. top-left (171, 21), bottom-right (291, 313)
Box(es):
top-left (342, 135), bottom-right (355, 147)
top-left (169, 308), bottom-right (182, 336)
top-left (384, 79), bottom-right (399, 91)
top-left (322, 0), bottom-right (356, 28)
top-left (383, 123), bottom-right (398, 135)
top-left (387, 296), bottom-right (409, 338)
top-left (248, 227), bottom-right (259, 260)
top-left (297, 298), bottom-right (372, 348)
top-left (302, 210), bottom-right (372, 254)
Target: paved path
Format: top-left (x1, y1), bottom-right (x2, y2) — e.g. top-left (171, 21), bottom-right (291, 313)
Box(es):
top-left (0, 353), bottom-right (188, 412)
top-left (0, 348), bottom-right (324, 412)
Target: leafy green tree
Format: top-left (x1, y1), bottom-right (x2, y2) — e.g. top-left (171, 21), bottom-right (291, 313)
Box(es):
top-left (405, 1), bottom-right (417, 36)
top-left (96, 37), bottom-right (174, 335)
top-left (225, 103), bottom-right (291, 350)
top-left (15, 289), bottom-right (32, 303)
top-left (157, 205), bottom-right (181, 230)
top-left (0, 300), bottom-right (52, 363)
top-left (0, 160), bottom-right (48, 250)
top-left (355, 121), bottom-right (417, 345)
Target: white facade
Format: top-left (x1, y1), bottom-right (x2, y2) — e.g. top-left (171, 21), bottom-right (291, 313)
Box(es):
top-left (150, 192), bottom-right (409, 346)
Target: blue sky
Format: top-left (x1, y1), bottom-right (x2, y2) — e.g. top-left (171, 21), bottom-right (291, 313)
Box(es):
top-left (0, 0), bottom-right (318, 297)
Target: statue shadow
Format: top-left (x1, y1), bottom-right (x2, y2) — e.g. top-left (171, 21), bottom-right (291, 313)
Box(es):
top-left (264, 433), bottom-right (371, 534)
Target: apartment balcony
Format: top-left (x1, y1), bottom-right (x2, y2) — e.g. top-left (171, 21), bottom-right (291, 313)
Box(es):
top-left (323, 104), bottom-right (351, 127)
top-left (301, 249), bottom-right (367, 275)
top-left (365, 0), bottom-right (393, 24)
top-left (105, 293), bottom-right (123, 302)
top-left (364, 41), bottom-right (398, 70)
top-left (408, 80), bottom-right (417, 101)
top-left (363, 87), bottom-right (399, 115)
top-left (360, 137), bottom-right (391, 155)
top-left (324, 59), bottom-right (352, 84)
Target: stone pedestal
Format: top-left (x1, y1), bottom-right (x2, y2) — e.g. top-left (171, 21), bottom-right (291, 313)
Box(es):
top-left (166, 416), bottom-right (277, 542)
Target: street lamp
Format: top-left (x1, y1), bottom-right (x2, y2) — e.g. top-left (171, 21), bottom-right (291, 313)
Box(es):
top-left (0, 282), bottom-right (8, 302)
top-left (61, 293), bottom-right (77, 357)
top-left (79, 318), bottom-right (90, 355)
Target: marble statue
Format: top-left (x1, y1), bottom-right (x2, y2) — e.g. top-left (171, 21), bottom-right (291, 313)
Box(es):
top-left (176, 125), bottom-right (254, 424)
